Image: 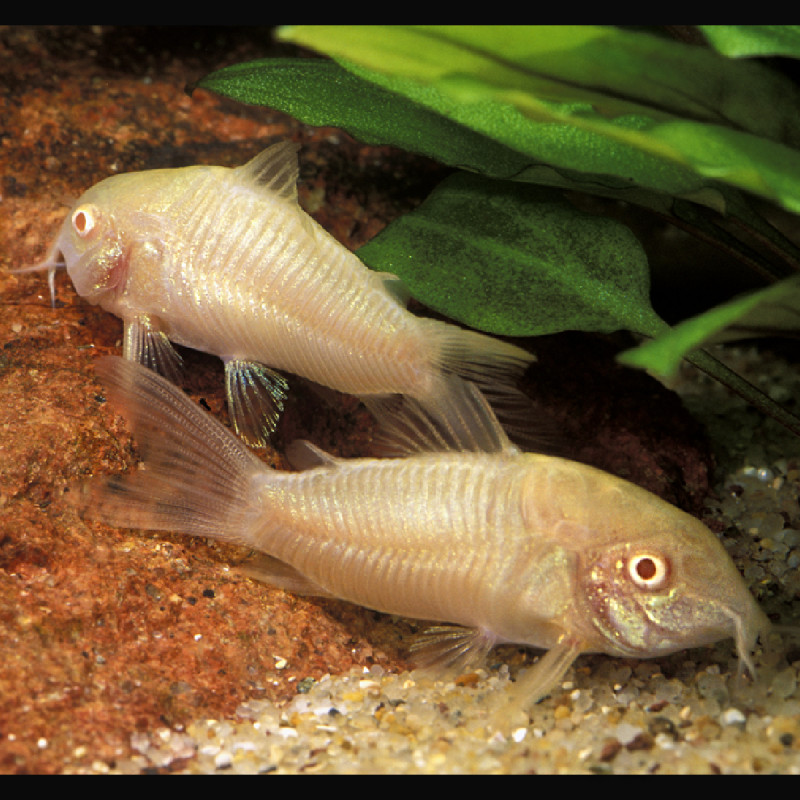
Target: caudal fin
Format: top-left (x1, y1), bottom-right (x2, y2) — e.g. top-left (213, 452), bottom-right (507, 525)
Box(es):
top-left (420, 320), bottom-right (550, 451)
top-left (69, 356), bottom-right (266, 546)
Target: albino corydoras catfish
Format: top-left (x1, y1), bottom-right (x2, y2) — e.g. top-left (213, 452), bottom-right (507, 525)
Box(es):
top-left (20, 141), bottom-right (534, 446)
top-left (75, 356), bottom-right (771, 728)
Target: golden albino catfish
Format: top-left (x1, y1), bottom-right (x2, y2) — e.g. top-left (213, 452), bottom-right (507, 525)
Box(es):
top-left (20, 141), bottom-right (533, 446)
top-left (76, 356), bottom-right (771, 727)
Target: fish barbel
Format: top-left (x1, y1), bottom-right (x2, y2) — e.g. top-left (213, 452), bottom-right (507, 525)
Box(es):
top-left (18, 142), bottom-right (534, 446)
top-left (74, 357), bottom-right (771, 728)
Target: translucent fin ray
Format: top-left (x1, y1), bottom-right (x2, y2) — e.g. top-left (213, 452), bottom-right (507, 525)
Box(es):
top-left (225, 359), bottom-right (290, 448)
top-left (69, 356), bottom-right (264, 544)
top-left (422, 321), bottom-right (558, 452)
top-left (376, 272), bottom-right (412, 307)
top-left (285, 439), bottom-right (341, 470)
top-left (363, 375), bottom-right (515, 458)
top-left (488, 635), bottom-right (584, 733)
top-left (237, 553), bottom-right (333, 597)
top-left (123, 315), bottom-right (184, 384)
top-left (409, 624), bottom-right (497, 676)
top-left (235, 141), bottom-right (300, 202)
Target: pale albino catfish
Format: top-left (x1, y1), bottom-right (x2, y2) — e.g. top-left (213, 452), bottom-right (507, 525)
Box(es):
top-left (19, 141), bottom-right (534, 446)
top-left (74, 356), bottom-right (772, 729)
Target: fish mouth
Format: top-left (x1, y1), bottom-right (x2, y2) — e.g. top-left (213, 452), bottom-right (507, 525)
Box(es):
top-left (589, 581), bottom-right (768, 668)
top-left (660, 590), bottom-right (771, 679)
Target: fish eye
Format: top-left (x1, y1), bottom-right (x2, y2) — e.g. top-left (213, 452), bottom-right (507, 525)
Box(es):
top-left (71, 206), bottom-right (97, 238)
top-left (627, 553), bottom-right (669, 590)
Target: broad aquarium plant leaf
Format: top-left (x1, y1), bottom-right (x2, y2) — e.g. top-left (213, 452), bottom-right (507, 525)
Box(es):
top-left (357, 170), bottom-right (667, 339)
top-left (193, 58), bottom-right (534, 182)
top-left (279, 25), bottom-right (800, 143)
top-left (196, 39), bottom-right (800, 273)
top-left (194, 25), bottom-right (800, 437)
top-left (277, 25), bottom-right (800, 212)
top-left (699, 25), bottom-right (800, 59)
top-left (198, 29), bottom-right (800, 213)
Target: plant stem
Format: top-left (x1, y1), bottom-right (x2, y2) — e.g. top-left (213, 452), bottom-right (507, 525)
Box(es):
top-left (686, 348), bottom-right (800, 437)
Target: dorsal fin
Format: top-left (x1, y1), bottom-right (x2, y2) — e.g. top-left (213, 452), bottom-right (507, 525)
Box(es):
top-left (362, 376), bottom-right (518, 458)
top-left (285, 439), bottom-right (342, 470)
top-left (234, 141), bottom-right (300, 202)
top-left (375, 271), bottom-right (412, 308)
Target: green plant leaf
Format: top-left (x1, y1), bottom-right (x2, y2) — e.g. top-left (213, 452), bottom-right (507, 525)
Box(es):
top-left (197, 56), bottom-right (724, 212)
top-left (700, 25), bottom-right (800, 59)
top-left (618, 275), bottom-right (800, 377)
top-left (194, 27), bottom-right (800, 439)
top-left (195, 51), bottom-right (800, 279)
top-left (280, 25), bottom-right (800, 144)
top-left (357, 170), bottom-right (668, 339)
top-left (336, 58), bottom-right (720, 202)
top-left (193, 58), bottom-right (533, 180)
top-left (276, 25), bottom-right (800, 213)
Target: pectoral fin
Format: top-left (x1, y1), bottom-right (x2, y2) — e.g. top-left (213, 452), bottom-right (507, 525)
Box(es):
top-left (225, 359), bottom-right (290, 448)
top-left (123, 315), bottom-right (183, 383)
top-left (488, 634), bottom-right (585, 734)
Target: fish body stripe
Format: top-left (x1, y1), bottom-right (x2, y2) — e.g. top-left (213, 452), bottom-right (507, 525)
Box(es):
top-left (165, 173), bottom-right (427, 396)
top-left (259, 456), bottom-right (525, 625)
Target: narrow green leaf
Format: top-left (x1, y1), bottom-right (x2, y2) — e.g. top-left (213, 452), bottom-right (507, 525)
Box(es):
top-left (618, 275), bottom-right (800, 377)
top-left (337, 58), bottom-right (718, 203)
top-left (337, 54), bottom-right (800, 214)
top-left (700, 25), bottom-right (800, 59)
top-left (643, 121), bottom-right (800, 214)
top-left (357, 171), bottom-right (668, 339)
